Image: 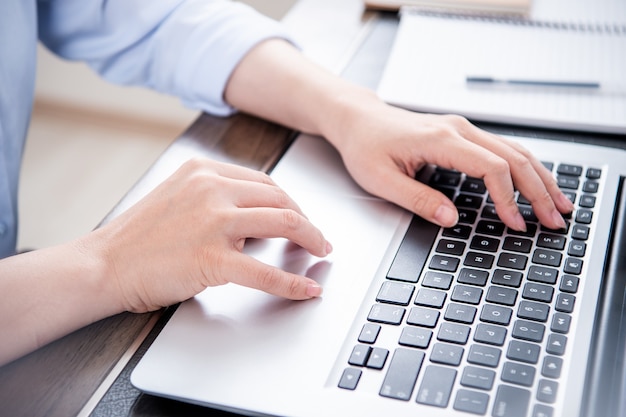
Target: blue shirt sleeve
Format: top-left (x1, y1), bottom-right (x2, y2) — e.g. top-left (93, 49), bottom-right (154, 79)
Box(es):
top-left (37, 0), bottom-right (295, 116)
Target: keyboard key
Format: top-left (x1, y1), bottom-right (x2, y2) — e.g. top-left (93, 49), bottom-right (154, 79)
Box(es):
top-left (368, 304), bottom-right (405, 325)
top-left (338, 368), bottom-right (361, 390)
top-left (567, 240), bottom-right (587, 257)
top-left (416, 365), bottom-right (457, 407)
top-left (507, 340), bottom-right (541, 364)
top-left (468, 344), bottom-right (501, 367)
top-left (461, 366), bottom-right (495, 390)
top-left (582, 180), bottom-right (599, 193)
top-left (492, 269), bottom-right (523, 287)
top-left (537, 379), bottom-right (559, 404)
top-left (557, 175), bottom-right (579, 189)
top-left (518, 301), bottom-right (550, 322)
top-left (476, 220), bottom-right (505, 236)
top-left (492, 384), bottom-right (531, 417)
top-left (486, 286), bottom-right (518, 306)
top-left (430, 342), bottom-right (464, 366)
top-left (481, 205), bottom-right (499, 219)
top-left (451, 284), bottom-right (483, 305)
top-left (429, 255), bottom-right (460, 272)
top-left (575, 209), bottom-right (593, 224)
top-left (455, 193), bottom-right (484, 209)
top-left (437, 322), bottom-right (471, 344)
top-left (443, 224), bottom-right (472, 239)
top-left (436, 239), bottom-right (466, 256)
top-left (555, 293), bottom-right (576, 313)
top-left (414, 288), bottom-right (447, 309)
top-left (512, 319), bottom-right (545, 343)
top-left (532, 249), bottom-right (562, 267)
top-left (533, 404), bottom-right (555, 417)
top-left (563, 257), bottom-right (583, 275)
top-left (474, 323), bottom-right (507, 346)
top-left (430, 170), bottom-right (461, 187)
top-left (557, 164), bottom-right (583, 176)
top-left (497, 252), bottom-right (528, 270)
top-left (527, 266), bottom-right (559, 285)
top-left (546, 333), bottom-right (567, 356)
top-left (560, 275), bottom-right (580, 293)
top-left (348, 344), bottom-right (371, 366)
top-left (376, 281), bottom-right (415, 305)
top-left (550, 313), bottom-right (571, 334)
top-left (454, 389), bottom-right (490, 415)
top-left (508, 222), bottom-right (537, 237)
top-left (387, 215), bottom-right (439, 283)
top-left (579, 195), bottom-right (596, 208)
top-left (541, 356), bottom-right (563, 379)
top-left (470, 235), bottom-right (500, 252)
top-left (407, 307), bottom-right (440, 328)
top-left (366, 347), bottom-right (389, 370)
top-left (501, 361), bottom-right (535, 386)
top-left (399, 326), bottom-right (432, 349)
top-left (586, 167), bottom-right (602, 179)
top-left (422, 271), bottom-right (454, 290)
top-left (464, 251), bottom-right (495, 269)
top-left (503, 236), bottom-right (532, 253)
top-left (537, 233), bottom-right (566, 250)
top-left (522, 282), bottom-right (554, 303)
top-left (480, 303), bottom-right (513, 326)
top-left (461, 178), bottom-right (487, 194)
top-left (458, 208), bottom-right (478, 224)
top-left (379, 348), bottom-right (425, 401)
top-left (458, 268), bottom-right (490, 286)
top-left (358, 323), bottom-right (380, 344)
top-left (444, 302), bottom-right (477, 324)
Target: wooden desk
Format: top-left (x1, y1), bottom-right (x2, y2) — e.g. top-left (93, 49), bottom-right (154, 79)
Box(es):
top-left (2, 2), bottom-right (625, 416)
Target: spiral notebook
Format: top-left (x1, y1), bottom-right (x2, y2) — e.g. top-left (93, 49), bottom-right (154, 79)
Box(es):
top-left (377, 8), bottom-right (626, 134)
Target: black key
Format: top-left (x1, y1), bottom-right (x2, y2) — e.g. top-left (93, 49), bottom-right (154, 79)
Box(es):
top-left (582, 181), bottom-right (599, 193)
top-left (366, 348), bottom-right (389, 369)
top-left (458, 208), bottom-right (478, 224)
top-left (568, 240), bottom-right (587, 257)
top-left (338, 368), bottom-right (361, 390)
top-left (443, 224), bottom-right (472, 239)
top-left (470, 235), bottom-right (500, 252)
top-left (509, 222), bottom-right (537, 237)
top-left (492, 269), bottom-right (523, 288)
top-left (461, 366), bottom-right (496, 390)
top-left (557, 164), bottom-right (583, 176)
top-left (407, 307), bottom-right (440, 328)
top-left (537, 233), bottom-right (566, 250)
top-left (436, 239), bottom-right (466, 256)
top-left (476, 220), bottom-right (506, 236)
top-left (416, 365), bottom-right (457, 407)
top-left (430, 342), bottom-right (464, 366)
top-left (503, 236), bottom-right (532, 253)
top-left (533, 404), bottom-right (555, 417)
top-left (438, 322), bottom-right (471, 344)
top-left (579, 195), bottom-right (596, 208)
top-left (399, 326), bottom-right (432, 349)
top-left (368, 304), bottom-right (405, 325)
top-left (451, 284), bottom-right (483, 305)
top-left (512, 319), bottom-right (545, 343)
top-left (522, 282), bottom-right (554, 303)
top-left (387, 215), bottom-right (439, 283)
top-left (430, 170), bottom-right (462, 187)
top-left (455, 193), bottom-right (484, 209)
top-left (430, 255), bottom-right (460, 272)
top-left (571, 224), bottom-right (590, 240)
top-left (501, 361), bottom-right (536, 387)
top-left (348, 344), bottom-right (371, 366)
top-left (376, 281), bottom-right (415, 305)
top-left (557, 175), bottom-right (579, 189)
top-left (379, 348), bottom-right (425, 400)
top-left (518, 301), bottom-right (550, 322)
top-left (550, 313), bottom-right (572, 334)
top-left (422, 271), bottom-right (454, 290)
top-left (461, 178), bottom-right (487, 195)
top-left (528, 266), bottom-right (559, 285)
top-left (414, 288), bottom-right (447, 309)
top-left (492, 384), bottom-right (531, 417)
top-left (555, 293), bottom-right (576, 313)
top-left (468, 344), bottom-right (501, 368)
top-left (559, 275), bottom-right (580, 293)
top-left (445, 302), bottom-right (477, 324)
top-left (563, 258), bottom-right (583, 275)
top-left (480, 303), bottom-right (513, 326)
top-left (586, 167), bottom-right (602, 179)
top-left (454, 389), bottom-right (490, 415)
top-left (575, 209), bottom-right (593, 224)
top-left (497, 252), bottom-right (528, 270)
top-left (464, 251), bottom-right (495, 269)
top-left (358, 323), bottom-right (380, 344)
top-left (486, 286), bottom-right (518, 306)
top-left (541, 356), bottom-right (563, 379)
top-left (532, 249), bottom-right (562, 267)
top-left (507, 340), bottom-right (541, 364)
top-left (537, 379), bottom-right (559, 404)
top-left (546, 334), bottom-right (567, 356)
top-left (540, 221), bottom-right (570, 235)
top-left (542, 161), bottom-right (554, 172)
top-left (562, 190), bottom-right (576, 204)
top-left (458, 268), bottom-right (490, 286)
top-left (481, 205), bottom-right (499, 219)
top-left (474, 323), bottom-right (507, 346)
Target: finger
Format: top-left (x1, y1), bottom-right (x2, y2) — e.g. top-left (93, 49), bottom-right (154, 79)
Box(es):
top-left (226, 253), bottom-right (323, 300)
top-left (228, 179), bottom-right (307, 216)
top-left (231, 208), bottom-right (331, 258)
top-left (210, 159), bottom-right (277, 186)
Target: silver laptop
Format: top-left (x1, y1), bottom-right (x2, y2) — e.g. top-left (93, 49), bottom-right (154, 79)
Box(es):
top-left (131, 130), bottom-right (626, 417)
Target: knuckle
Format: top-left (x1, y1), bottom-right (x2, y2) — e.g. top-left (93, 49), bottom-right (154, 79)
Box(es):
top-left (281, 209), bottom-right (303, 231)
top-left (256, 266), bottom-right (282, 292)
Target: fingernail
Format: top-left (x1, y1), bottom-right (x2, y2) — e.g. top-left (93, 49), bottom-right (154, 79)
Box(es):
top-left (552, 209), bottom-right (567, 229)
top-left (434, 205), bottom-right (458, 227)
top-left (513, 213), bottom-right (527, 232)
top-left (306, 283), bottom-right (323, 298)
top-left (325, 240), bottom-right (333, 255)
top-left (560, 192), bottom-right (575, 212)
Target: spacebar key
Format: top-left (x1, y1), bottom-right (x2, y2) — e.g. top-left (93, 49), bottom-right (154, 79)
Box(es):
top-left (380, 348), bottom-right (425, 401)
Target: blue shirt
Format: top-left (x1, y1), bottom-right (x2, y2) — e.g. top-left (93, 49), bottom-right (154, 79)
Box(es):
top-left (0, 0), bottom-right (292, 258)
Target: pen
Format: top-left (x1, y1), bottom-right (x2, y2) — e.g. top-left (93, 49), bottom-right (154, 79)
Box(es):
top-left (466, 76), bottom-right (600, 89)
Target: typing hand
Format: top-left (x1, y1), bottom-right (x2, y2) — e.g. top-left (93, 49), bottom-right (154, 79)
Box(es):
top-left (326, 96), bottom-right (574, 231)
top-left (98, 158), bottom-right (331, 313)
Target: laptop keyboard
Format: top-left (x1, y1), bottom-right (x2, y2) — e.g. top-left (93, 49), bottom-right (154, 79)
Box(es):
top-left (338, 162), bottom-right (602, 417)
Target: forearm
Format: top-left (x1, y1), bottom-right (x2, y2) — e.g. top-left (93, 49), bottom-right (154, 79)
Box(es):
top-left (0, 235), bottom-right (122, 366)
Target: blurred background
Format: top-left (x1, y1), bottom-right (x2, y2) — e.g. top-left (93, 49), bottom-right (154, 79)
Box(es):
top-left (18, 0), bottom-right (295, 251)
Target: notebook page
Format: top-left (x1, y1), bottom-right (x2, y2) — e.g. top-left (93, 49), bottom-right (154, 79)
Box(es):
top-left (377, 11), bottom-right (626, 133)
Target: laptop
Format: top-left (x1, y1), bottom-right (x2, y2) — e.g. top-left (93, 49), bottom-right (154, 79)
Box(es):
top-left (131, 126), bottom-right (626, 417)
